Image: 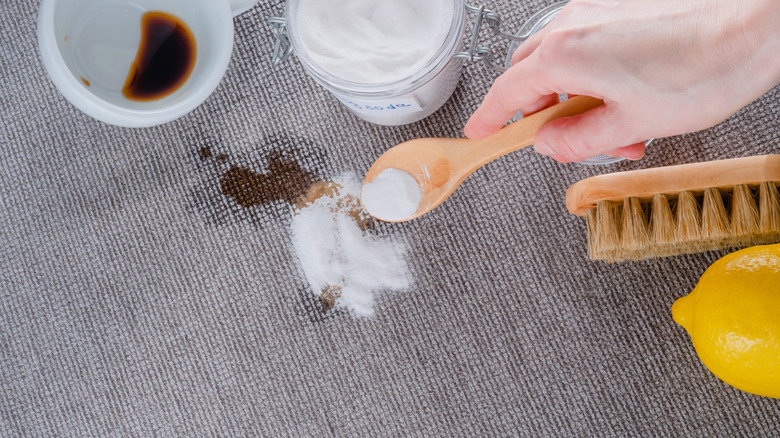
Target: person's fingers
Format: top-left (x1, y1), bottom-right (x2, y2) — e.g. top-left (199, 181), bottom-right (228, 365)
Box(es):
top-left (547, 143), bottom-right (646, 163)
top-left (603, 143), bottom-right (646, 160)
top-left (464, 60), bottom-right (551, 139)
top-left (520, 94), bottom-right (559, 117)
top-left (510, 28), bottom-right (548, 65)
top-left (532, 104), bottom-right (646, 162)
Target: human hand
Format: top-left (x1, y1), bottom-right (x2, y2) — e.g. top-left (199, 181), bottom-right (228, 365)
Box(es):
top-left (464, 0), bottom-right (780, 162)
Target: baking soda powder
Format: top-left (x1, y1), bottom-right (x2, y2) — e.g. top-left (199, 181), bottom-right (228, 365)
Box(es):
top-left (296, 0), bottom-right (455, 84)
top-left (360, 168), bottom-right (423, 222)
top-left (291, 174), bottom-right (411, 316)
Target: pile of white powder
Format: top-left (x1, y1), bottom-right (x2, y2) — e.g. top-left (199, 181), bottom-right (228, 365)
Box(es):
top-left (290, 174), bottom-right (411, 317)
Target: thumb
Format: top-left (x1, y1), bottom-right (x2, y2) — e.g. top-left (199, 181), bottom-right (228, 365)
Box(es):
top-left (533, 103), bottom-right (645, 162)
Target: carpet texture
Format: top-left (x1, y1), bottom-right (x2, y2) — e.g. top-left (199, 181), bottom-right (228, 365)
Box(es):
top-left (2, 1), bottom-right (779, 436)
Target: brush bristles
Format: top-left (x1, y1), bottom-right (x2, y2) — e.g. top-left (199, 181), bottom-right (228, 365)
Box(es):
top-left (650, 194), bottom-right (676, 256)
top-left (675, 190), bottom-right (701, 245)
top-left (586, 208), bottom-right (598, 260)
top-left (620, 197), bottom-right (651, 259)
top-left (731, 184), bottom-right (759, 238)
top-left (592, 200), bottom-right (621, 260)
top-left (759, 181), bottom-right (780, 237)
top-left (701, 188), bottom-right (730, 243)
top-left (585, 183), bottom-right (780, 261)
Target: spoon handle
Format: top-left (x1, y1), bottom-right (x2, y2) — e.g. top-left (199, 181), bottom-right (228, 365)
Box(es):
top-left (467, 95), bottom-right (604, 164)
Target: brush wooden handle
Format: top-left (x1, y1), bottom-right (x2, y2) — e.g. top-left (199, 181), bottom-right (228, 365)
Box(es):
top-left (566, 155), bottom-right (780, 216)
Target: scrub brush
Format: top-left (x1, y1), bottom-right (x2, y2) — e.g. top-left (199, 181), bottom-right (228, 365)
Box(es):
top-left (565, 155), bottom-right (780, 262)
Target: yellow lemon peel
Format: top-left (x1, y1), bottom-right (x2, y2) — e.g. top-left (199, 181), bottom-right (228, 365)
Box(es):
top-left (672, 243), bottom-right (780, 399)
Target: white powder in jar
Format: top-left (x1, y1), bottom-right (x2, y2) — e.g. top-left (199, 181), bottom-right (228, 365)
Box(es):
top-left (291, 174), bottom-right (411, 317)
top-left (361, 168), bottom-right (422, 222)
top-left (295, 0), bottom-right (455, 84)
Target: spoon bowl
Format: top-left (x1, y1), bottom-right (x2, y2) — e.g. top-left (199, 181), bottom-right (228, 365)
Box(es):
top-left (362, 96), bottom-right (605, 221)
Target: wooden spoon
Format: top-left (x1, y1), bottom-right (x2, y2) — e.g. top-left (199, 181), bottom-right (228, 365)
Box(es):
top-left (361, 95), bottom-right (604, 222)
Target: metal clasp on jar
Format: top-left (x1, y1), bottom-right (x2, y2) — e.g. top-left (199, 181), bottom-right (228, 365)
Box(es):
top-left (452, 4), bottom-right (532, 72)
top-left (268, 16), bottom-right (293, 67)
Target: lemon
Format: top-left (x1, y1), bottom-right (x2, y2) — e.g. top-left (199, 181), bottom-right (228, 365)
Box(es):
top-left (671, 243), bottom-right (780, 398)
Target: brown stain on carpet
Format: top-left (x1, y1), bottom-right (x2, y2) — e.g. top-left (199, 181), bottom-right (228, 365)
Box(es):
top-left (198, 147), bottom-right (213, 160)
top-left (319, 285), bottom-right (343, 312)
top-left (296, 181), bottom-right (374, 232)
top-left (200, 145), bottom-right (376, 316)
top-left (221, 151), bottom-right (315, 207)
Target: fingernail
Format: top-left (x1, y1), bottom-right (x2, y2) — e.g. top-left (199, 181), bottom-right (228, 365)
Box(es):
top-left (621, 150), bottom-right (645, 161)
top-left (534, 142), bottom-right (554, 156)
top-left (551, 155), bottom-right (568, 163)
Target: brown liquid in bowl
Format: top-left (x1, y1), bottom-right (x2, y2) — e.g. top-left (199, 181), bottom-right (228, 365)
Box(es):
top-left (122, 11), bottom-right (196, 101)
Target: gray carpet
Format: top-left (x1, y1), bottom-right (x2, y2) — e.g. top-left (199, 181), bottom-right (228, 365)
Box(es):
top-left (2, 1), bottom-right (779, 436)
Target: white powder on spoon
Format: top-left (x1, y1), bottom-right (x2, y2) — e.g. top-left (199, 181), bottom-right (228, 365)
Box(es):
top-left (290, 174), bottom-right (411, 317)
top-left (360, 168), bottom-right (423, 222)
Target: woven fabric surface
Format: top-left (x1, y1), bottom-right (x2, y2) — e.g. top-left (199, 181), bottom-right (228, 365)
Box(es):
top-left (2, 1), bottom-right (779, 436)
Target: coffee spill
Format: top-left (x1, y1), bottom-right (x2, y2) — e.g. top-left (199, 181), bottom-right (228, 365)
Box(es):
top-left (295, 180), bottom-right (340, 208)
top-left (122, 11), bottom-right (196, 101)
top-left (198, 146), bottom-right (213, 161)
top-left (204, 147), bottom-right (395, 317)
top-left (80, 77), bottom-right (90, 87)
top-left (297, 181), bottom-right (374, 232)
top-left (221, 152), bottom-right (315, 207)
top-left (319, 285), bottom-right (342, 312)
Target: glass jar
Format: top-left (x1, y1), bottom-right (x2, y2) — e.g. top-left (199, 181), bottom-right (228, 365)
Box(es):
top-left (280, 0), bottom-right (467, 126)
